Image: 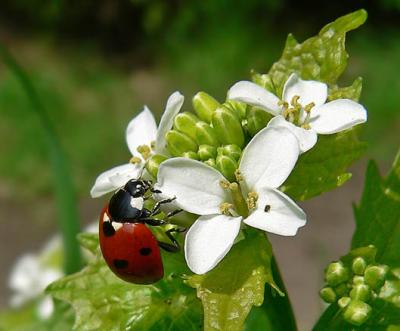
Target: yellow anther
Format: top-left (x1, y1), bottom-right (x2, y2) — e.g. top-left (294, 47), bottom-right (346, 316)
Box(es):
top-left (137, 145), bottom-right (152, 160)
top-left (219, 180), bottom-right (231, 189)
top-left (220, 202), bottom-right (234, 216)
top-left (278, 100), bottom-right (289, 109)
top-left (129, 156), bottom-right (142, 164)
top-left (290, 95), bottom-right (301, 107)
top-left (301, 123), bottom-right (311, 130)
top-left (304, 102), bottom-right (315, 113)
top-left (235, 169), bottom-right (243, 182)
top-left (150, 140), bottom-right (156, 150)
top-left (246, 191), bottom-right (259, 210)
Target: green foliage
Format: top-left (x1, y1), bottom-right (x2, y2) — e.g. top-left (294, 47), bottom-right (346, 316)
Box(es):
top-left (352, 150), bottom-right (400, 267)
top-left (186, 230), bottom-right (283, 331)
top-left (314, 150), bottom-right (400, 330)
top-left (46, 233), bottom-right (203, 331)
top-left (282, 129), bottom-right (366, 200)
top-left (268, 9), bottom-right (367, 96)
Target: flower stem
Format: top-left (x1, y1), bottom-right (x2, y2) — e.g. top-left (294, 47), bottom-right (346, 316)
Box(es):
top-left (0, 41), bottom-right (82, 274)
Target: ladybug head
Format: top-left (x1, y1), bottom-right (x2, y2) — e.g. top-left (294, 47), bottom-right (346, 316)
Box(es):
top-left (124, 179), bottom-right (151, 198)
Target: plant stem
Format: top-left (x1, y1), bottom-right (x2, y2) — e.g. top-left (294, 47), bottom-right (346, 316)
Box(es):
top-left (0, 41), bottom-right (82, 274)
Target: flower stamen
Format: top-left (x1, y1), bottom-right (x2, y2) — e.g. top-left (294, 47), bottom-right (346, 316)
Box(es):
top-left (219, 202), bottom-right (234, 216)
top-left (137, 145), bottom-right (152, 160)
top-left (235, 169), bottom-right (244, 182)
top-left (129, 156), bottom-right (142, 164)
top-left (246, 191), bottom-right (258, 210)
top-left (219, 180), bottom-right (231, 189)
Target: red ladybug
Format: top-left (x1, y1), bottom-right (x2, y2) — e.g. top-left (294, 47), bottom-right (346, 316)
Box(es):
top-left (99, 179), bottom-right (183, 284)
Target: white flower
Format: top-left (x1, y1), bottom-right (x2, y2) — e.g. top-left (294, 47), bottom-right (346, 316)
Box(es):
top-left (9, 254), bottom-right (63, 319)
top-left (156, 126), bottom-right (306, 274)
top-left (90, 92), bottom-right (184, 197)
top-left (227, 73), bottom-right (367, 153)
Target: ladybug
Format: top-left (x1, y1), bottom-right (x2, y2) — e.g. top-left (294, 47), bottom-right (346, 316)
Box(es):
top-left (99, 179), bottom-right (183, 284)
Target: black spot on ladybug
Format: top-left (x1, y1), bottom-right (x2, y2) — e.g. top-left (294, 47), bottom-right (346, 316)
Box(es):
top-left (139, 247), bottom-right (152, 256)
top-left (113, 259), bottom-right (128, 269)
top-left (264, 205), bottom-right (271, 212)
top-left (103, 221), bottom-right (115, 237)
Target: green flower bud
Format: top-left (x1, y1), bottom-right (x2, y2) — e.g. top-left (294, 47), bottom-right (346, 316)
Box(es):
top-left (350, 284), bottom-right (371, 302)
top-left (343, 300), bottom-right (372, 326)
top-left (216, 154), bottom-right (237, 182)
top-left (334, 283), bottom-right (349, 297)
top-left (204, 158), bottom-right (217, 169)
top-left (165, 130), bottom-right (198, 157)
top-left (224, 100), bottom-right (247, 119)
top-left (319, 287), bottom-right (337, 303)
top-left (198, 145), bottom-right (217, 161)
top-left (338, 297), bottom-right (351, 309)
top-left (145, 154), bottom-right (168, 178)
top-left (174, 112), bottom-right (200, 141)
top-left (246, 107), bottom-right (273, 136)
top-left (212, 106), bottom-right (245, 148)
top-left (192, 92), bottom-right (220, 123)
top-left (182, 151), bottom-right (199, 160)
top-left (217, 144), bottom-right (242, 161)
top-left (352, 257), bottom-right (367, 275)
top-left (326, 262), bottom-right (350, 287)
top-left (364, 265), bottom-right (389, 290)
top-left (195, 122), bottom-right (219, 146)
top-left (353, 275), bottom-right (365, 285)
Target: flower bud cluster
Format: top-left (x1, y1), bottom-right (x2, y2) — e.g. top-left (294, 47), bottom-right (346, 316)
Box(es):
top-left (320, 246), bottom-right (395, 326)
top-left (145, 91), bottom-right (270, 179)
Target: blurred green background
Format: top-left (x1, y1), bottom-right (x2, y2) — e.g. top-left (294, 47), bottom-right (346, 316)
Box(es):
top-left (0, 1), bottom-right (399, 330)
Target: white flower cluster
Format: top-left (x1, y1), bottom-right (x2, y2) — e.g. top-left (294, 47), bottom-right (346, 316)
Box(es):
top-left (91, 74), bottom-right (367, 275)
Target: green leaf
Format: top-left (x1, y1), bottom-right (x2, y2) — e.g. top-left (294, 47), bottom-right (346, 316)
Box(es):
top-left (76, 232), bottom-right (99, 255)
top-left (314, 149), bottom-right (400, 330)
top-left (186, 230), bottom-right (283, 331)
top-left (329, 77), bottom-right (363, 102)
top-left (47, 234), bottom-right (203, 331)
top-left (282, 129), bottom-right (367, 201)
top-left (0, 300), bottom-right (74, 331)
top-left (352, 150), bottom-right (400, 267)
top-left (268, 9), bottom-right (367, 96)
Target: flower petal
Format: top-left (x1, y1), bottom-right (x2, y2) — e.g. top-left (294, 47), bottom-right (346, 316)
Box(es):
top-left (239, 127), bottom-right (300, 191)
top-left (185, 214), bottom-right (242, 274)
top-left (267, 115), bottom-right (318, 153)
top-left (283, 73), bottom-right (327, 107)
top-left (227, 81), bottom-right (281, 115)
top-left (90, 163), bottom-right (142, 198)
top-left (244, 187), bottom-right (306, 236)
top-left (155, 91), bottom-right (184, 155)
top-left (126, 106), bottom-right (157, 157)
top-left (156, 158), bottom-right (230, 215)
top-left (310, 99), bottom-right (367, 134)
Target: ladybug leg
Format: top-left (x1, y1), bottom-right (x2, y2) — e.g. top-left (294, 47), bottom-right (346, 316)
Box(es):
top-left (150, 197), bottom-right (177, 216)
top-left (166, 208), bottom-right (183, 218)
top-left (142, 217), bottom-right (168, 226)
top-left (158, 227), bottom-right (186, 253)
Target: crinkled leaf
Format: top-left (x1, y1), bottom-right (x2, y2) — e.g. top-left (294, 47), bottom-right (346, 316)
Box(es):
top-left (77, 233), bottom-right (99, 255)
top-left (268, 9), bottom-right (367, 96)
top-left (47, 234), bottom-right (202, 331)
top-left (186, 230), bottom-right (283, 331)
top-left (329, 77), bottom-right (363, 102)
top-left (0, 300), bottom-right (74, 331)
top-left (282, 129), bottom-right (366, 200)
top-left (352, 150), bottom-right (400, 267)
